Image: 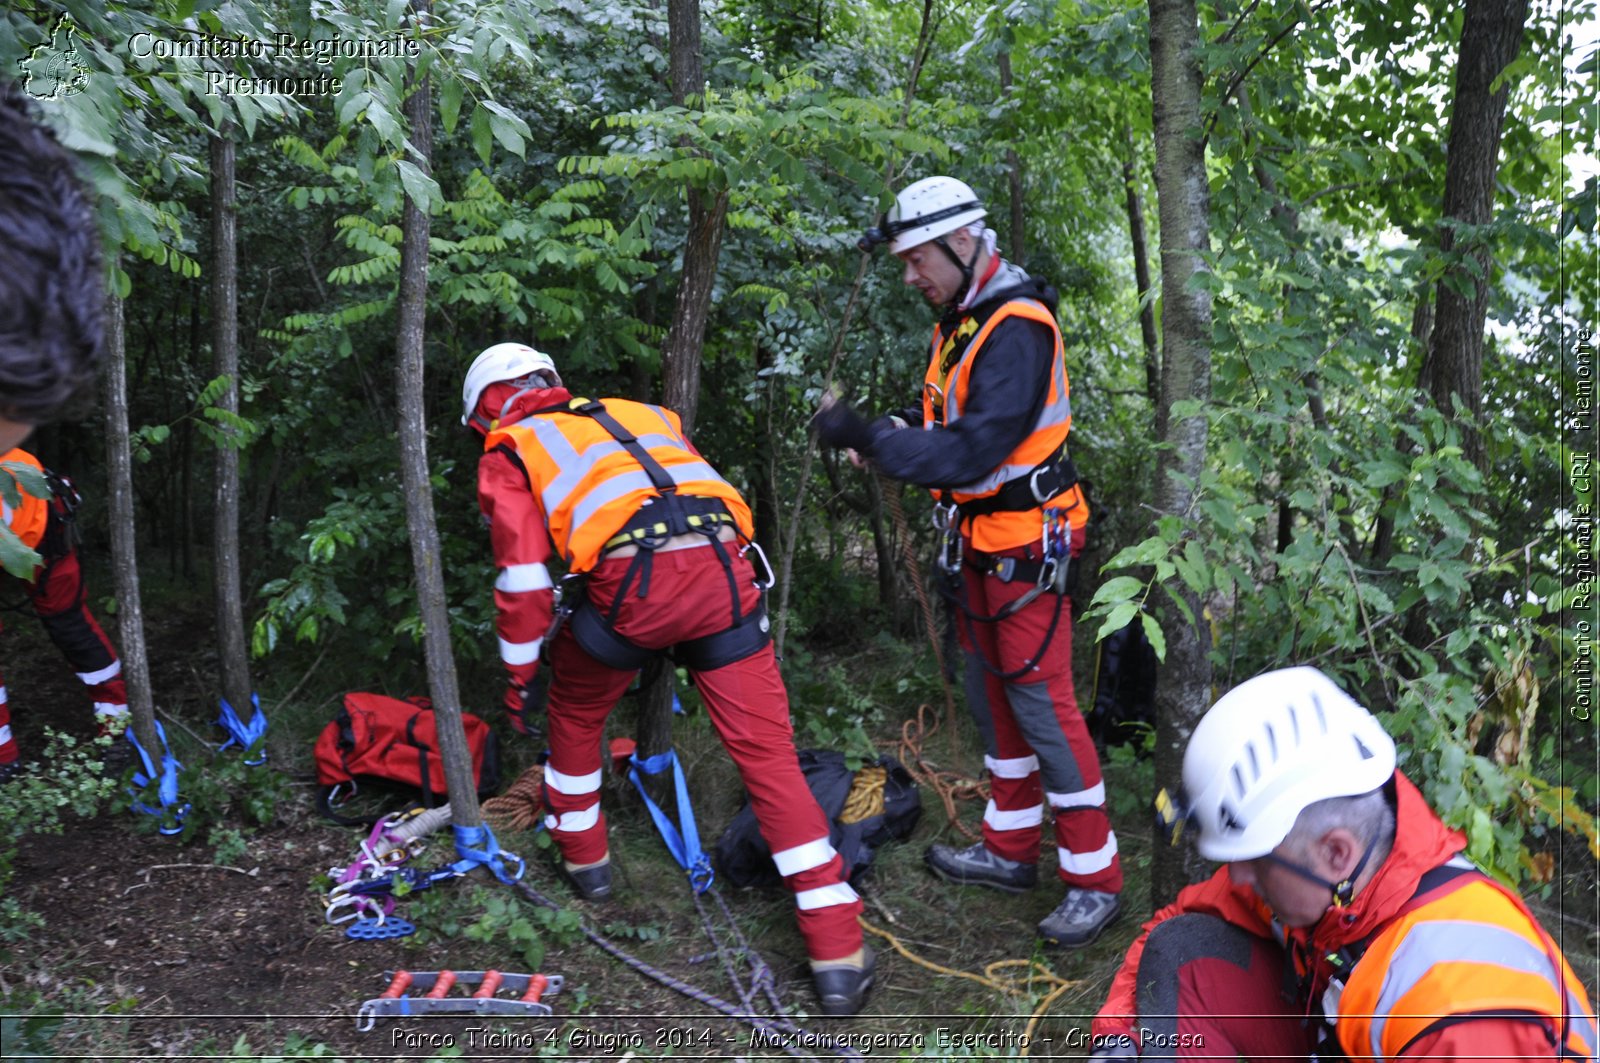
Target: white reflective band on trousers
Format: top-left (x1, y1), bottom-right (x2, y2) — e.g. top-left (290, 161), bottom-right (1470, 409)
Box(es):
top-left (772, 836), bottom-right (837, 877)
top-left (544, 764), bottom-right (602, 795)
top-left (795, 882), bottom-right (860, 911)
top-left (985, 753), bottom-right (1040, 778)
top-left (545, 805), bottom-right (601, 833)
top-left (1046, 779), bottom-right (1106, 809)
top-left (985, 801), bottom-right (1045, 831)
top-left (1058, 834), bottom-right (1119, 875)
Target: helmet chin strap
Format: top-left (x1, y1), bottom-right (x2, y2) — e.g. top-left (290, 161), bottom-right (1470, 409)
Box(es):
top-left (932, 233), bottom-right (983, 308)
top-left (1263, 832), bottom-right (1380, 909)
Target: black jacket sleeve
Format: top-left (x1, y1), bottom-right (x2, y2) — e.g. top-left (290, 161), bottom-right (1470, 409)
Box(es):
top-left (863, 316), bottom-right (1053, 490)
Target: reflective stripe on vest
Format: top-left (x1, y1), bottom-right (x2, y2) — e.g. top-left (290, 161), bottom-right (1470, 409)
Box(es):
top-left (484, 398), bottom-right (754, 573)
top-left (0, 448), bottom-right (49, 551)
top-left (1337, 877), bottom-right (1598, 1061)
top-left (920, 299), bottom-right (1086, 551)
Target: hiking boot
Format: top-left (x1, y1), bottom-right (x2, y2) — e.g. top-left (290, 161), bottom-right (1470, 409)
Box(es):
top-left (563, 860), bottom-right (613, 901)
top-left (924, 841), bottom-right (1038, 894)
top-left (0, 760), bottom-right (24, 785)
top-left (814, 948), bottom-right (875, 1017)
top-left (100, 739), bottom-right (136, 778)
top-left (1038, 888), bottom-right (1122, 948)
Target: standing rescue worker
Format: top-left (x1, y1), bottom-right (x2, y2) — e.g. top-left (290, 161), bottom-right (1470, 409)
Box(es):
top-left (463, 343), bottom-right (873, 1016)
top-left (813, 176), bottom-right (1122, 948)
top-left (0, 449), bottom-right (129, 779)
top-left (1087, 666), bottom-right (1597, 1062)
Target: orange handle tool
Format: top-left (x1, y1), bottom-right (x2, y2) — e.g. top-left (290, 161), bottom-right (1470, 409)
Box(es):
top-left (473, 970), bottom-right (504, 999)
top-left (425, 970), bottom-right (457, 999)
top-left (520, 973), bottom-right (548, 1004)
top-left (379, 971), bottom-right (413, 999)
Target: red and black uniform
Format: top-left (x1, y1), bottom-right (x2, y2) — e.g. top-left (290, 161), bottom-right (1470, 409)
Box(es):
top-left (862, 262), bottom-right (1121, 894)
top-left (1092, 772), bottom-right (1598, 1061)
top-left (0, 448), bottom-right (128, 767)
top-left (475, 385), bottom-right (864, 963)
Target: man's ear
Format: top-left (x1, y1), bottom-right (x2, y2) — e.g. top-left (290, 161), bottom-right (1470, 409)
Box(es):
top-left (945, 226), bottom-right (975, 258)
top-left (1318, 827), bottom-right (1362, 879)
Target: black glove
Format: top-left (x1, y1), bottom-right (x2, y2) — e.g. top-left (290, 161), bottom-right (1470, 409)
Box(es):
top-left (811, 399), bottom-right (874, 452)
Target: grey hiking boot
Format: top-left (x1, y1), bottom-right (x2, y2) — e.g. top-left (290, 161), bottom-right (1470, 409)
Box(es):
top-left (814, 947), bottom-right (876, 1017)
top-left (563, 860), bottom-right (613, 901)
top-left (1038, 888), bottom-right (1122, 948)
top-left (924, 841), bottom-right (1038, 894)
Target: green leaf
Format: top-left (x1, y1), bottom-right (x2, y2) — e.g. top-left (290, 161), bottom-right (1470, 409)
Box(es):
top-left (1096, 601), bottom-right (1140, 642)
top-left (0, 523), bottom-right (41, 579)
top-left (1140, 611), bottom-right (1167, 663)
top-left (395, 160), bottom-right (439, 214)
top-left (470, 104), bottom-right (492, 166)
top-left (1091, 575), bottom-right (1145, 606)
top-left (439, 77), bottom-right (464, 134)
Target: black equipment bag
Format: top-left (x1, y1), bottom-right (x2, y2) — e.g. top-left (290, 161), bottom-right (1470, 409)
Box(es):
top-left (713, 749), bottom-right (922, 887)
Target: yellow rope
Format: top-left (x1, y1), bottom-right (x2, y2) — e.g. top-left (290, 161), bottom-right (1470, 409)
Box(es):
top-left (859, 916), bottom-right (1082, 1056)
top-left (838, 765), bottom-right (887, 824)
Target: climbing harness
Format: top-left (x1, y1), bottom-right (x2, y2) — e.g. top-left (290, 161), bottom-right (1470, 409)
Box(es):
top-left (126, 720), bottom-right (189, 836)
top-left (939, 505), bottom-right (1075, 681)
top-left (355, 969), bottom-right (563, 1031)
top-left (216, 691), bottom-right (268, 765)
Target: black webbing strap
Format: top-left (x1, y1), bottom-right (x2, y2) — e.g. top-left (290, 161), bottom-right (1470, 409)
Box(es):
top-left (957, 449), bottom-right (1080, 518)
top-left (567, 397), bottom-right (678, 495)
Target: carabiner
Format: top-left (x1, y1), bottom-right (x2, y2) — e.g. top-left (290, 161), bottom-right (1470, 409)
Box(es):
top-left (739, 539), bottom-right (776, 590)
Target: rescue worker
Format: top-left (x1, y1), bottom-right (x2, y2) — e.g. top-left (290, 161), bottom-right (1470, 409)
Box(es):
top-left (462, 343), bottom-right (873, 1016)
top-left (1088, 666), bottom-right (1597, 1061)
top-left (0, 449), bottom-right (129, 780)
top-left (0, 86), bottom-right (105, 453)
top-left (813, 176), bottom-right (1122, 948)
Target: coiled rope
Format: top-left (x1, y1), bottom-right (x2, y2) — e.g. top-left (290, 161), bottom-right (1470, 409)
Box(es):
top-left (482, 762), bottom-right (544, 832)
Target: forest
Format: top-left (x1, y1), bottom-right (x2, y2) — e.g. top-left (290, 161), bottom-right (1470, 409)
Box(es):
top-left (0, 0), bottom-right (1595, 1058)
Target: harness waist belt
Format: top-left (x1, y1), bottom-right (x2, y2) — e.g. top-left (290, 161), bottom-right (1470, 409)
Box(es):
top-left (603, 495), bottom-right (737, 553)
top-left (957, 451), bottom-right (1080, 518)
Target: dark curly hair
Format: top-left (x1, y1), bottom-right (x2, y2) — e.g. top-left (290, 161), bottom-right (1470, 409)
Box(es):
top-left (0, 83), bottom-right (104, 425)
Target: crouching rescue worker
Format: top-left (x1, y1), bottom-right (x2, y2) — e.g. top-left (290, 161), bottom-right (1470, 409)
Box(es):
top-left (0, 449), bottom-right (129, 780)
top-left (1088, 666), bottom-right (1597, 1061)
top-left (813, 176), bottom-right (1122, 948)
top-left (463, 343), bottom-right (873, 1016)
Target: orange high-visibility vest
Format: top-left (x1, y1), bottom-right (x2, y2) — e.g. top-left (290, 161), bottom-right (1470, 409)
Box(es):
top-left (0, 448), bottom-right (49, 551)
top-left (1336, 872), bottom-right (1598, 1061)
top-left (485, 398), bottom-right (754, 573)
top-left (921, 298), bottom-right (1087, 552)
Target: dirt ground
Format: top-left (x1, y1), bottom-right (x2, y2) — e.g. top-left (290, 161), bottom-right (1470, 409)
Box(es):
top-left (0, 605), bottom-right (1140, 1062)
top-left (1, 600), bottom-right (1593, 1062)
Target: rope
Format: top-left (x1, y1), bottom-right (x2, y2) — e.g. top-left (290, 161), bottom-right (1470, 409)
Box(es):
top-left (511, 877), bottom-right (861, 1061)
top-left (837, 766), bottom-right (886, 825)
top-left (859, 915), bottom-right (1082, 1059)
top-left (482, 761), bottom-right (544, 832)
top-left (880, 473), bottom-right (959, 742)
top-left (895, 704), bottom-right (987, 841)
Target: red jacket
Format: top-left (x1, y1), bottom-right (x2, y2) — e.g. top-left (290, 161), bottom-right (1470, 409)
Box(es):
top-left (1094, 772), bottom-right (1595, 1060)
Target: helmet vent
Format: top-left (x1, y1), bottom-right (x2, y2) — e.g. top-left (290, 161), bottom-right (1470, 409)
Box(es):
top-left (1289, 705), bottom-right (1301, 744)
top-left (1311, 691), bottom-right (1328, 733)
top-left (1264, 722), bottom-right (1278, 759)
top-left (1354, 735), bottom-right (1374, 760)
top-left (1231, 765), bottom-right (1246, 798)
top-left (1218, 803), bottom-right (1242, 834)
top-left (1246, 742), bottom-right (1260, 780)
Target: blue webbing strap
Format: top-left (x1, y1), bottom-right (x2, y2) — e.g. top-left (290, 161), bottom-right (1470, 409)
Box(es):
top-left (451, 823), bottom-right (526, 885)
top-left (126, 720), bottom-right (189, 836)
top-left (627, 748), bottom-right (714, 894)
top-left (216, 692), bottom-right (268, 765)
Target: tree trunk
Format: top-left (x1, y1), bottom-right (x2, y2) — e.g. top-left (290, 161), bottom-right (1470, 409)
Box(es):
top-left (103, 289), bottom-right (158, 759)
top-left (1425, 0), bottom-right (1529, 466)
top-left (1121, 120), bottom-right (1160, 409)
top-left (638, 0), bottom-right (729, 765)
top-left (997, 49), bottom-right (1026, 264)
top-left (396, 0), bottom-right (479, 829)
top-left (1149, 0), bottom-right (1216, 908)
top-left (209, 130), bottom-right (256, 728)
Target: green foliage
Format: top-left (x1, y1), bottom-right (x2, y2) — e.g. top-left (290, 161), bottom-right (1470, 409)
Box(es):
top-left (406, 884), bottom-right (583, 972)
top-left (0, 732), bottom-right (122, 943)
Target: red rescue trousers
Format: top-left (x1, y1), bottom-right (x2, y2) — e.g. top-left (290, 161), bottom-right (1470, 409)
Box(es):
top-left (0, 506), bottom-right (128, 765)
top-left (540, 539), bottom-right (864, 963)
top-left (957, 534), bottom-right (1122, 893)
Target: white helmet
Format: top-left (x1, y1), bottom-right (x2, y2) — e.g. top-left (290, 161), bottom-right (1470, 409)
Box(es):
top-left (461, 342), bottom-right (560, 425)
top-left (1182, 666), bottom-right (1396, 862)
top-left (882, 176), bottom-right (987, 253)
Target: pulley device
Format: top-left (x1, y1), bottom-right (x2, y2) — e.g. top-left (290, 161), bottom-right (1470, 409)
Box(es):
top-left (355, 969), bottom-right (563, 1031)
